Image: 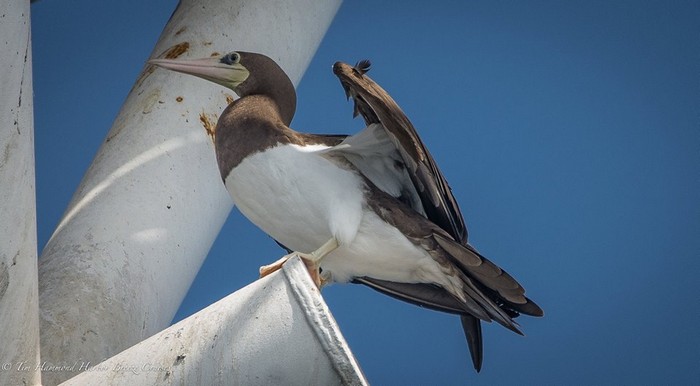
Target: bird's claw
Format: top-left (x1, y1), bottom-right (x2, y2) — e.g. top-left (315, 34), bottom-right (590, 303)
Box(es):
top-left (259, 238), bottom-right (338, 289)
top-left (259, 252), bottom-right (323, 288)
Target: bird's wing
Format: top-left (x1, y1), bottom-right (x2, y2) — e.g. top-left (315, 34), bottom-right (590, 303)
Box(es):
top-left (363, 185), bottom-right (544, 323)
top-left (332, 61), bottom-right (468, 244)
top-left (330, 60), bottom-right (542, 372)
top-left (321, 123), bottom-right (426, 214)
top-left (357, 182), bottom-right (543, 371)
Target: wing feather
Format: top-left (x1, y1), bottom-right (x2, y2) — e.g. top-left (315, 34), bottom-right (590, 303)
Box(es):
top-left (331, 61), bottom-right (542, 372)
top-left (333, 61), bottom-right (467, 244)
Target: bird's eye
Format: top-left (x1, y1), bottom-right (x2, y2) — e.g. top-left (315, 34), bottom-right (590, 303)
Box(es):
top-left (221, 52), bottom-right (240, 65)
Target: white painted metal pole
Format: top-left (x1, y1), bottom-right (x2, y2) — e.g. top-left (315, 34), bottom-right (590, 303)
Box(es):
top-left (38, 0), bottom-right (341, 384)
top-left (58, 257), bottom-right (367, 386)
top-left (0, 1), bottom-right (41, 386)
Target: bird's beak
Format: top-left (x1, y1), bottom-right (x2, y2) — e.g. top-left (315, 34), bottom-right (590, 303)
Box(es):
top-left (149, 56), bottom-right (249, 92)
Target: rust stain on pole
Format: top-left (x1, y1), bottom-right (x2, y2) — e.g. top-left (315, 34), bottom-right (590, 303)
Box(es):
top-left (199, 112), bottom-right (216, 141)
top-left (136, 42), bottom-right (192, 90)
top-left (164, 42), bottom-right (190, 59)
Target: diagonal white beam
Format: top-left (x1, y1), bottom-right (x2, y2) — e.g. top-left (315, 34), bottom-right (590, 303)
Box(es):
top-left (58, 257), bottom-right (367, 386)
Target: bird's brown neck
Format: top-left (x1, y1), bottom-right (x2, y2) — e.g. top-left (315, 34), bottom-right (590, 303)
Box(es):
top-left (234, 65), bottom-right (296, 126)
top-left (225, 95), bottom-right (286, 127)
top-left (213, 95), bottom-right (302, 180)
top-left (267, 80), bottom-right (296, 126)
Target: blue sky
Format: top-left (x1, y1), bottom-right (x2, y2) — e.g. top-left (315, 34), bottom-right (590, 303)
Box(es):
top-left (31, 1), bottom-right (699, 384)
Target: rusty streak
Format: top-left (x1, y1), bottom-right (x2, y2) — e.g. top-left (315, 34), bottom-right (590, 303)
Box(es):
top-left (137, 42), bottom-right (191, 90)
top-left (164, 42), bottom-right (190, 59)
top-left (199, 113), bottom-right (216, 141)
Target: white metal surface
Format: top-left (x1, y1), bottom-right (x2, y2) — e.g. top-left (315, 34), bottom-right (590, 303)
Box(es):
top-left (0, 1), bottom-right (41, 385)
top-left (58, 256), bottom-right (367, 386)
top-left (38, 0), bottom-right (342, 384)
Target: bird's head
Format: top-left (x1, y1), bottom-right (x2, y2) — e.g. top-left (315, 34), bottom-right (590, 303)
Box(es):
top-left (149, 51), bottom-right (296, 123)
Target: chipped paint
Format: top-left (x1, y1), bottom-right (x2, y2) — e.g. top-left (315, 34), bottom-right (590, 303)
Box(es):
top-left (176, 96), bottom-right (183, 103)
top-left (199, 112), bottom-right (217, 141)
top-left (174, 26), bottom-right (187, 35)
top-left (224, 94), bottom-right (235, 105)
top-left (210, 52), bottom-right (221, 57)
top-left (142, 91), bottom-right (161, 114)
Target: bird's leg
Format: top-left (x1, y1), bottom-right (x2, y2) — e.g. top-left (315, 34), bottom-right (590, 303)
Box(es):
top-left (259, 237), bottom-right (339, 288)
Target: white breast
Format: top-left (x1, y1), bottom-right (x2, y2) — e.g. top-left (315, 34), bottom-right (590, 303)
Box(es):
top-left (224, 143), bottom-right (459, 289)
top-left (224, 143), bottom-right (364, 252)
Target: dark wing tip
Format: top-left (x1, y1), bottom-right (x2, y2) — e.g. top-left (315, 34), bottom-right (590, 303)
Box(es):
top-left (460, 315), bottom-right (483, 372)
top-left (518, 298), bottom-right (545, 317)
top-left (353, 59), bottom-right (372, 75)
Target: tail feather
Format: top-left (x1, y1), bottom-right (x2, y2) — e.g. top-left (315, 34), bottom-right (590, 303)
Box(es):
top-left (460, 273), bottom-right (523, 335)
top-left (434, 233), bottom-right (537, 306)
top-left (500, 295), bottom-right (544, 317)
top-left (460, 315), bottom-right (483, 372)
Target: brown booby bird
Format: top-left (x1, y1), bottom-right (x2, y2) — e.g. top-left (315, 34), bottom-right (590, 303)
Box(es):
top-left (149, 51), bottom-right (543, 372)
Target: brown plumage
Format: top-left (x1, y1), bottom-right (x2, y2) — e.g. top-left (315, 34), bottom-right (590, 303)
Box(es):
top-left (333, 60), bottom-right (543, 371)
